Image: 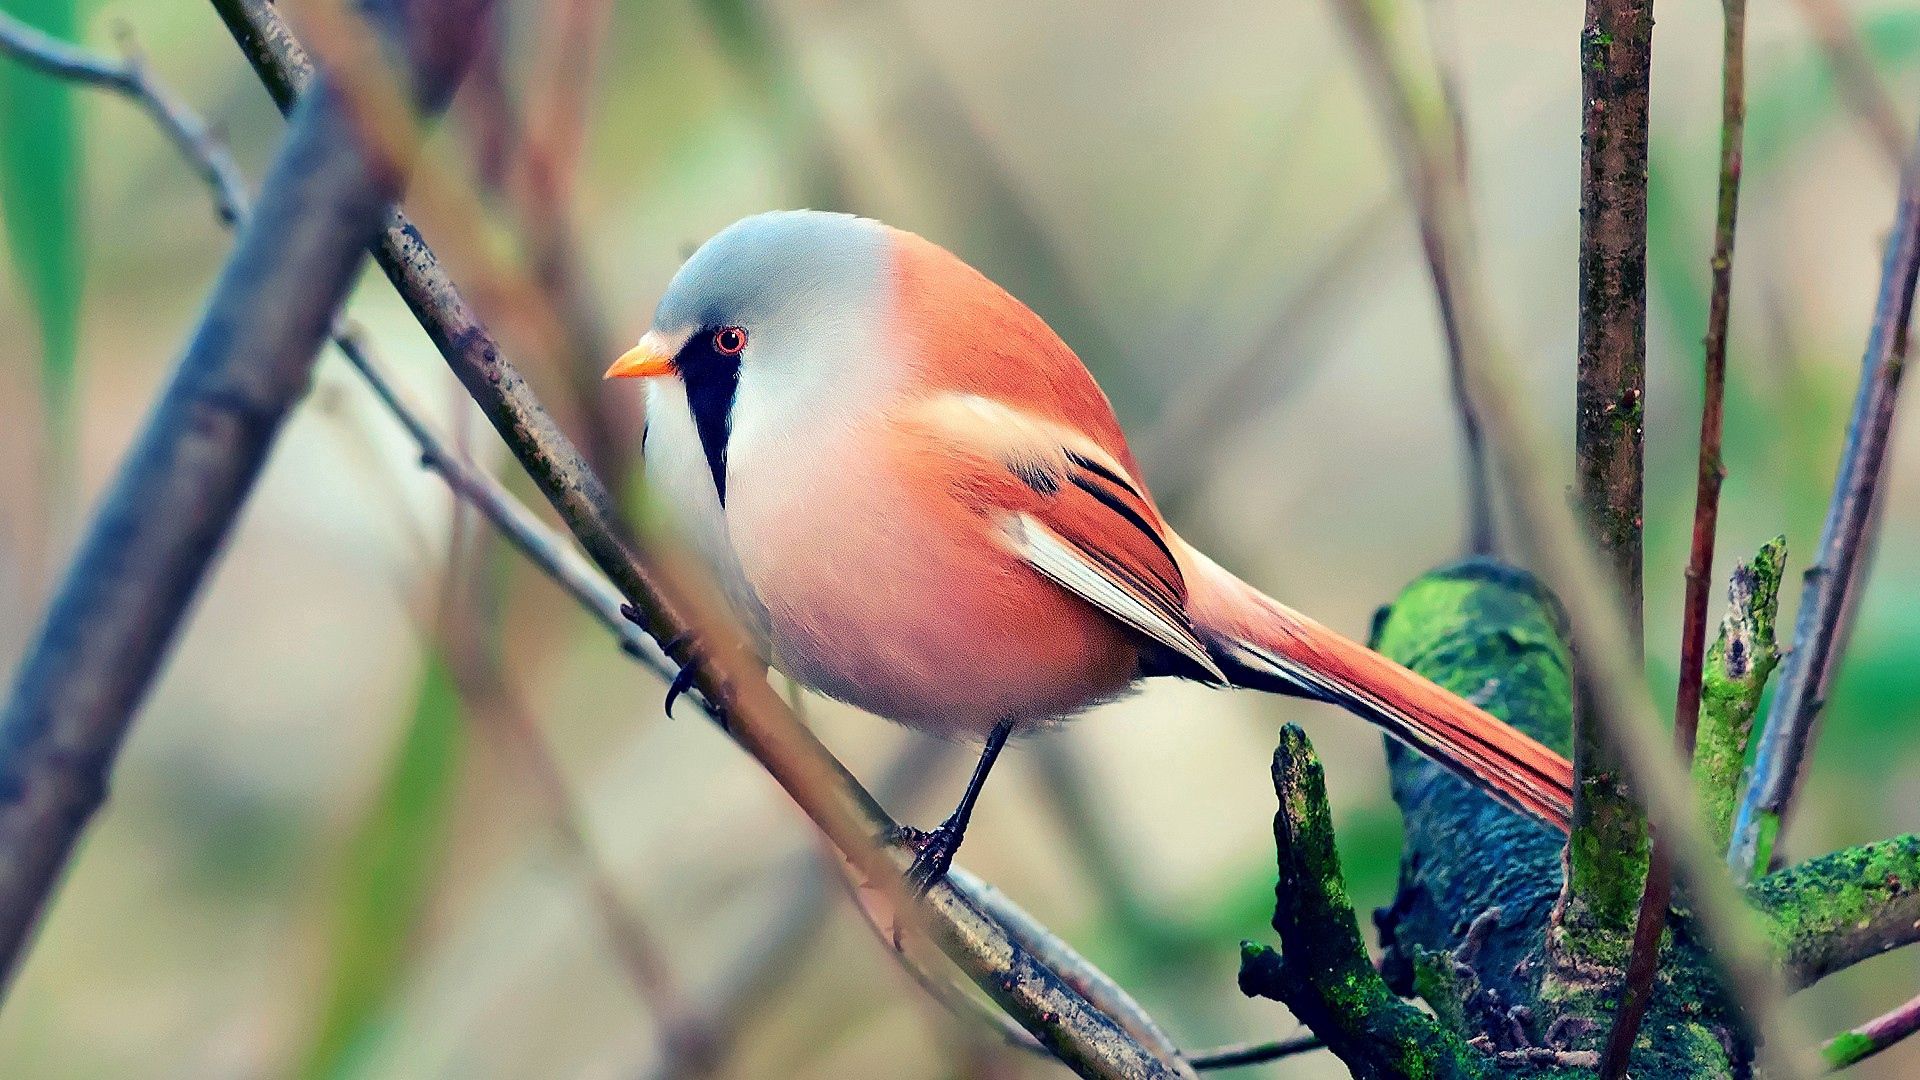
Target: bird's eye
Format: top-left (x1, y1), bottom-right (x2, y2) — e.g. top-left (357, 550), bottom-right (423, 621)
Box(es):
top-left (713, 327), bottom-right (748, 356)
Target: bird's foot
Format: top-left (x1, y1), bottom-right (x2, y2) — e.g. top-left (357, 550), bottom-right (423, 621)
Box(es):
top-left (898, 816), bottom-right (964, 896)
top-left (620, 605), bottom-right (702, 717)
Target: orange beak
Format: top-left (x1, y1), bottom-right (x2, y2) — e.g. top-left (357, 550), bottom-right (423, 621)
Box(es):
top-left (605, 334), bottom-right (677, 379)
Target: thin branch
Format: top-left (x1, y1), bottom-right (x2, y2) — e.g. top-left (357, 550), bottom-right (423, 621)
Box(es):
top-left (1184, 1034), bottom-right (1324, 1071)
top-left (0, 15), bottom-right (250, 227)
top-left (1822, 989), bottom-right (1920, 1070)
top-left (1605, 0), bottom-right (1751, 1066)
top-left (1327, 0), bottom-right (1819, 1072)
top-left (1787, 0), bottom-right (1908, 167)
top-left (332, 327), bottom-right (677, 684)
top-left (207, 3), bottom-right (1187, 1073)
top-left (0, 0), bottom-right (497, 997)
top-left (948, 867), bottom-right (1186, 1068)
top-left (1731, 125), bottom-right (1920, 879)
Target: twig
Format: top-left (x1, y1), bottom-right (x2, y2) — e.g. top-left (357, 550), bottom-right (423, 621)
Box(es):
top-left (0, 14), bottom-right (250, 227)
top-left (1787, 0), bottom-right (1908, 167)
top-left (1327, 0), bottom-right (1819, 1072)
top-left (332, 327), bottom-right (676, 684)
top-left (1731, 124), bottom-right (1920, 880)
top-left (1183, 1034), bottom-right (1324, 1071)
top-left (0, 0), bottom-right (497, 998)
top-left (208, 3), bottom-right (1188, 1074)
top-left (1822, 989), bottom-right (1920, 1070)
top-left (1411, 0), bottom-right (1498, 559)
top-left (1604, 0), bottom-right (1751, 1067)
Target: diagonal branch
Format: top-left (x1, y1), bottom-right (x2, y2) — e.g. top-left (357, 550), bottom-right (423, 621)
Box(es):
top-left (203, 2), bottom-right (1192, 1074)
top-left (1787, 0), bottom-right (1908, 167)
top-left (1731, 124), bottom-right (1920, 879)
top-left (0, 0), bottom-right (497, 998)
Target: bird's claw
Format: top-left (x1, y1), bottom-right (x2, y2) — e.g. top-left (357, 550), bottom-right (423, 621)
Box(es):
top-left (617, 605), bottom-right (702, 717)
top-left (663, 660), bottom-right (700, 717)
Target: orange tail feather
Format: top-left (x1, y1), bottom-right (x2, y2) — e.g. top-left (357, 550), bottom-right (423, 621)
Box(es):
top-left (1178, 548), bottom-right (1574, 832)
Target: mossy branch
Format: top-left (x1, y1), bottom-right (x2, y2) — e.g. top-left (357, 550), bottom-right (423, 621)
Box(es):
top-left (1238, 724), bottom-right (1489, 1080)
top-left (1693, 537), bottom-right (1786, 851)
top-left (1374, 562), bottom-right (1743, 1077)
top-left (1751, 832), bottom-right (1920, 987)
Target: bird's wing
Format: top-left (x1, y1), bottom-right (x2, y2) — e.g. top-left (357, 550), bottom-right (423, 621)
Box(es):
top-left (905, 394), bottom-right (1225, 682)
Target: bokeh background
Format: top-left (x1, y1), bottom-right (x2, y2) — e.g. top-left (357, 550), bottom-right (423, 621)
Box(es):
top-left (2, 0), bottom-right (1920, 1076)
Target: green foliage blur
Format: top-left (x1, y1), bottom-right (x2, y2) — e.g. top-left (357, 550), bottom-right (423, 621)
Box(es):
top-left (0, 1), bottom-right (1918, 1077)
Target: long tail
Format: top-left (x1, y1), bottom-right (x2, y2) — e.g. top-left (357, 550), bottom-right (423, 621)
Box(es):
top-left (1176, 544), bottom-right (1573, 832)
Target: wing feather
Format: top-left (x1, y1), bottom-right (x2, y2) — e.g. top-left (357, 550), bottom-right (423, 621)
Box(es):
top-left (908, 394), bottom-right (1224, 682)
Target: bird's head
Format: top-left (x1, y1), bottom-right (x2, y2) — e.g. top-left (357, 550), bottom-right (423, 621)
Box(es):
top-left (606, 210), bottom-right (895, 415)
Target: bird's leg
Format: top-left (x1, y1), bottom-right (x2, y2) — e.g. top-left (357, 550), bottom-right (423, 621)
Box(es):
top-left (904, 719), bottom-right (1015, 894)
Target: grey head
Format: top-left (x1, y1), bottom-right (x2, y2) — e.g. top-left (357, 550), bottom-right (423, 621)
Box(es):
top-left (645, 210), bottom-right (893, 504)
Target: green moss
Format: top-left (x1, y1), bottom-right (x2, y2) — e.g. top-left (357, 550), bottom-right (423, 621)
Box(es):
top-left (1693, 538), bottom-right (1786, 851)
top-left (1751, 833), bottom-right (1920, 984)
top-left (1239, 725), bottom-right (1492, 1079)
top-left (1823, 1030), bottom-right (1877, 1068)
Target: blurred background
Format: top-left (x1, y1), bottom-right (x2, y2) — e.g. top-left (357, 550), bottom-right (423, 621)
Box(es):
top-left (2, 0), bottom-right (1919, 1076)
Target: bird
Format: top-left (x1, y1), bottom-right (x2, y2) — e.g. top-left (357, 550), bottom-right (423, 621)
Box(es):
top-left (607, 210), bottom-right (1573, 889)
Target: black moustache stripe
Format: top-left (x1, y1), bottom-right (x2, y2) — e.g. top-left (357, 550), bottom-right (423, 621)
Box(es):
top-left (679, 335), bottom-right (741, 504)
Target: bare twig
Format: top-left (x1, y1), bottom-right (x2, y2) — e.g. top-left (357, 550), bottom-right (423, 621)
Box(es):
top-left (1822, 989), bottom-right (1920, 1070)
top-left (0, 0), bottom-right (497, 997)
top-left (1327, 0), bottom-right (1818, 1072)
top-left (1183, 1034), bottom-right (1324, 1071)
top-left (208, 3), bottom-right (1188, 1073)
top-left (1731, 125), bottom-right (1920, 880)
top-left (333, 328), bottom-right (676, 684)
top-left (1604, 0), bottom-right (1751, 1068)
top-left (0, 14), bottom-right (250, 227)
top-left (1787, 0), bottom-right (1908, 167)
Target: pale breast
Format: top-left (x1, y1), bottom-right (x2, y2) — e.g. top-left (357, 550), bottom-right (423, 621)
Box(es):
top-left (641, 379), bottom-right (771, 647)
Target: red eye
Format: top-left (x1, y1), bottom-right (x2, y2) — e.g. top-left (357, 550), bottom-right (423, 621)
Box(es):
top-left (713, 327), bottom-right (747, 356)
